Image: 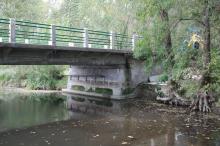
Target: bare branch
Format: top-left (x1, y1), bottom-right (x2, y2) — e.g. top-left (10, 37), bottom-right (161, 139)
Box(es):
top-left (170, 18), bottom-right (205, 31)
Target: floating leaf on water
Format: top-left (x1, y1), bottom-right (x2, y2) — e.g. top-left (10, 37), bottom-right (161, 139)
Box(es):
top-left (205, 137), bottom-right (210, 140)
top-left (122, 141), bottom-right (128, 145)
top-left (30, 131), bottom-right (37, 134)
top-left (93, 134), bottom-right (100, 138)
top-left (128, 136), bottom-right (134, 139)
top-left (113, 136), bottom-right (116, 140)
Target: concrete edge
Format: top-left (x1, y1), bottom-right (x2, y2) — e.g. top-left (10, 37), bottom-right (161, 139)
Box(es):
top-left (62, 89), bottom-right (135, 100)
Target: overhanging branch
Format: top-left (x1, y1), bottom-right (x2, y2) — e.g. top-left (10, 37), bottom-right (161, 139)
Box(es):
top-left (171, 18), bottom-right (205, 31)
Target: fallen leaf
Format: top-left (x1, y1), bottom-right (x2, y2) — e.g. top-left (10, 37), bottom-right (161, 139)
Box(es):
top-left (93, 134), bottom-right (100, 138)
top-left (122, 141), bottom-right (128, 145)
top-left (30, 131), bottom-right (36, 134)
top-left (128, 136), bottom-right (134, 139)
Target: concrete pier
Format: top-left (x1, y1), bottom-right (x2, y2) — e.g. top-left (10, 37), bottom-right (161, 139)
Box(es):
top-left (63, 59), bottom-right (149, 100)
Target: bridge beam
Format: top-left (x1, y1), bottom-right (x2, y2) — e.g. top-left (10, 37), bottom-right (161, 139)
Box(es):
top-left (0, 43), bottom-right (132, 65)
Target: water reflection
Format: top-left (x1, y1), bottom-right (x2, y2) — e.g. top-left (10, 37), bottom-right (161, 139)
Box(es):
top-left (0, 92), bottom-right (69, 132)
top-left (66, 95), bottom-right (124, 117)
top-left (0, 90), bottom-right (220, 146)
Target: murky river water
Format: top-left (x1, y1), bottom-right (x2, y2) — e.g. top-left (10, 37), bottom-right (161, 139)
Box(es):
top-left (0, 89), bottom-right (220, 146)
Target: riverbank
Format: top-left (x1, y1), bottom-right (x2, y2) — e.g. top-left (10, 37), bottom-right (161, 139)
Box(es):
top-left (0, 87), bottom-right (61, 94)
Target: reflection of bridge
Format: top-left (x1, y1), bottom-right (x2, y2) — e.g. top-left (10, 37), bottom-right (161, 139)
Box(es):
top-left (0, 18), bottom-right (161, 99)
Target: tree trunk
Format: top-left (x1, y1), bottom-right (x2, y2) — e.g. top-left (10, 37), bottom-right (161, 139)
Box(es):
top-left (160, 9), bottom-right (174, 68)
top-left (203, 1), bottom-right (211, 66)
top-left (190, 0), bottom-right (212, 112)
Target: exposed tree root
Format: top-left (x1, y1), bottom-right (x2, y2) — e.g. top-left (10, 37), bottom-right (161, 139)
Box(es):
top-left (189, 91), bottom-right (214, 113)
top-left (156, 96), bottom-right (190, 107)
top-left (156, 88), bottom-right (190, 107)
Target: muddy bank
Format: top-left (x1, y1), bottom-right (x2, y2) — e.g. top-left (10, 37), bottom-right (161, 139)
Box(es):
top-left (137, 83), bottom-right (220, 115)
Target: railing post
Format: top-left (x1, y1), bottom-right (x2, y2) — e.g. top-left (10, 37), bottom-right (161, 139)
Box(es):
top-left (83, 28), bottom-right (88, 48)
top-left (110, 31), bottom-right (115, 49)
top-left (50, 24), bottom-right (56, 46)
top-left (9, 18), bottom-right (16, 43)
top-left (132, 33), bottom-right (138, 51)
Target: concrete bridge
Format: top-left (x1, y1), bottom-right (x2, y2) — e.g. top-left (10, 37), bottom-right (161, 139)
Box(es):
top-left (0, 18), bottom-right (160, 99)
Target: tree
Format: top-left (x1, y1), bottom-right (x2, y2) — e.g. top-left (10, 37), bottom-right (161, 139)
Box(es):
top-left (135, 0), bottom-right (177, 73)
top-left (136, 0), bottom-right (220, 112)
top-left (0, 0), bottom-right (46, 21)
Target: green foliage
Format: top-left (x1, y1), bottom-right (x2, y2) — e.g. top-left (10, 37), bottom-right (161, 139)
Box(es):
top-left (208, 48), bottom-right (220, 93)
top-left (0, 66), bottom-right (67, 90)
top-left (159, 73), bottom-right (169, 83)
top-left (29, 93), bottom-right (66, 104)
top-left (179, 80), bottom-right (199, 98)
top-left (95, 88), bottom-right (113, 95)
top-left (0, 0), bottom-right (46, 21)
top-left (71, 85), bottom-right (85, 91)
top-left (26, 66), bottom-right (66, 90)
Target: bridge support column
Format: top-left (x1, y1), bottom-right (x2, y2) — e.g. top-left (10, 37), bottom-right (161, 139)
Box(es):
top-left (63, 58), bottom-right (149, 100)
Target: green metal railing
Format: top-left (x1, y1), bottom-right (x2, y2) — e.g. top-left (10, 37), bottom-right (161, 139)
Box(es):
top-left (0, 18), bottom-right (139, 50)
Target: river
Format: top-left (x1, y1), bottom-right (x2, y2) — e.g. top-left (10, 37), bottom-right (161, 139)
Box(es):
top-left (0, 89), bottom-right (220, 146)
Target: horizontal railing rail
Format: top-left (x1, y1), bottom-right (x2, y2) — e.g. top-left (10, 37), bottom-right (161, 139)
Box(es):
top-left (0, 18), bottom-right (141, 50)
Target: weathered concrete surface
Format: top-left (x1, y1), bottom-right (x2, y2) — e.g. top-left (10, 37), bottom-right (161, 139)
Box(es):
top-left (0, 43), bottom-right (132, 65)
top-left (64, 58), bottom-right (150, 100)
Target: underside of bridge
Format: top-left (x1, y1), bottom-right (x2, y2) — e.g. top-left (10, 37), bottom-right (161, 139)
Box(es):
top-left (0, 43), bottom-right (132, 65)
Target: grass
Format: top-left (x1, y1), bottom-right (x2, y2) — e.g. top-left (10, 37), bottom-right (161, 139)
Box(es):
top-left (71, 85), bottom-right (85, 91)
top-left (94, 88), bottom-right (113, 95)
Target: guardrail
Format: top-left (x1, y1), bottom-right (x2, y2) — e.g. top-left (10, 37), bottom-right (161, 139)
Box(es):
top-left (0, 18), bottom-right (140, 50)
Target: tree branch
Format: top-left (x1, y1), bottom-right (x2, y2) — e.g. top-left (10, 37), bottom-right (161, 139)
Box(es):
top-left (171, 18), bottom-right (205, 31)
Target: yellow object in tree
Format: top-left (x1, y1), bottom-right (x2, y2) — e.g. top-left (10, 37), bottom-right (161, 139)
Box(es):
top-left (188, 33), bottom-right (204, 49)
